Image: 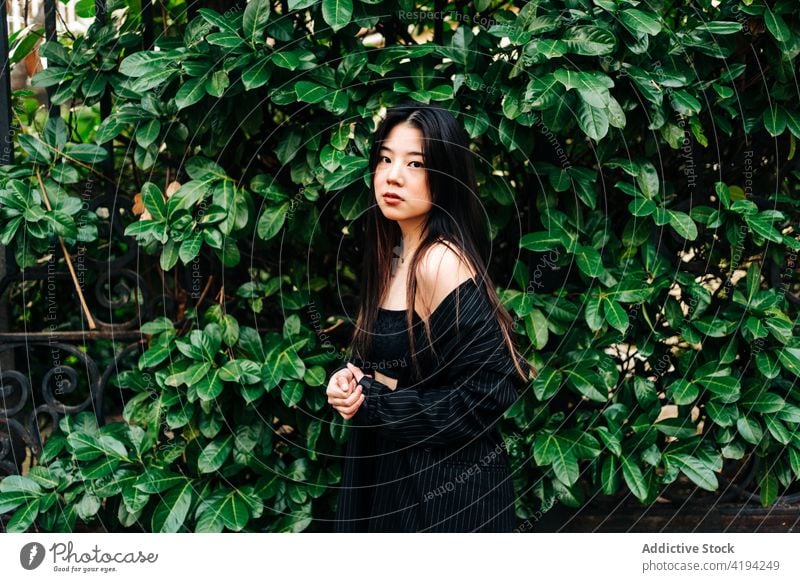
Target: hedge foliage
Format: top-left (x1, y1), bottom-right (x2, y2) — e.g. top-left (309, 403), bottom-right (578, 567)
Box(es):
top-left (1, 0), bottom-right (799, 532)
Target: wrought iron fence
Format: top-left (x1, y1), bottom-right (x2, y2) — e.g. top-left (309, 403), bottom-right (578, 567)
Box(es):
top-left (0, 0), bottom-right (171, 478)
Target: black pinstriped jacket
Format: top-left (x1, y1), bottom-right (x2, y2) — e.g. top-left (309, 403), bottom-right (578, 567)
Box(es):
top-left (329, 278), bottom-right (532, 532)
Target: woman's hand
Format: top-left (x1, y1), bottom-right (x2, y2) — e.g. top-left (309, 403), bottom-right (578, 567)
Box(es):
top-left (326, 364), bottom-right (368, 420)
top-left (346, 362), bottom-right (368, 382)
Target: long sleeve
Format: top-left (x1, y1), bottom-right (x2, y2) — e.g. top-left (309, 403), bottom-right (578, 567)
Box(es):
top-left (351, 280), bottom-right (530, 447)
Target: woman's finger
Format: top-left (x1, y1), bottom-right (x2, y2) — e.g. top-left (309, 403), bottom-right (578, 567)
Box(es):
top-left (329, 385), bottom-right (362, 407)
top-left (346, 362), bottom-right (365, 383)
top-left (335, 394), bottom-right (365, 417)
top-left (331, 369), bottom-right (354, 391)
top-left (327, 388), bottom-right (355, 406)
top-left (338, 372), bottom-right (353, 389)
top-left (340, 386), bottom-right (362, 406)
top-left (328, 392), bottom-right (351, 406)
top-left (333, 391), bottom-right (364, 410)
top-left (338, 394), bottom-right (365, 416)
top-left (327, 379), bottom-right (353, 400)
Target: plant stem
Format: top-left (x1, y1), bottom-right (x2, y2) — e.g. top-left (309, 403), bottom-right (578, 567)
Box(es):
top-left (35, 166), bottom-right (97, 329)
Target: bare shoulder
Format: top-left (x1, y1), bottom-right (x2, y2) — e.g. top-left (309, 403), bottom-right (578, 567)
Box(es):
top-left (415, 240), bottom-right (476, 318)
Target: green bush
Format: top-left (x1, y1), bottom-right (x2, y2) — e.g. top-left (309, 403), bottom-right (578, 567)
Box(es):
top-left (1, 0), bottom-right (799, 532)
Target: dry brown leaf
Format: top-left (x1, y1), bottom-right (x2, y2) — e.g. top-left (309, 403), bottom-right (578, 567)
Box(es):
top-left (25, 48), bottom-right (43, 78)
top-left (132, 192), bottom-right (151, 220)
top-left (165, 180), bottom-right (181, 198)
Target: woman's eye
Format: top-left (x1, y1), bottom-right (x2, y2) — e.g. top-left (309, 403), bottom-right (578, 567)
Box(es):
top-left (377, 157), bottom-right (423, 167)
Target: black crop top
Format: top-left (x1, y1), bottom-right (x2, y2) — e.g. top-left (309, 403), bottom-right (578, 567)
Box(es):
top-left (362, 308), bottom-right (412, 380)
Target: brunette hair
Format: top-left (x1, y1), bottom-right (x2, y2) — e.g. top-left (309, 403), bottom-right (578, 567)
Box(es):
top-left (346, 100), bottom-right (534, 385)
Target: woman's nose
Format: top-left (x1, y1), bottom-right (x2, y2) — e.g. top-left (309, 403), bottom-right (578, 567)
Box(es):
top-left (387, 162), bottom-right (403, 183)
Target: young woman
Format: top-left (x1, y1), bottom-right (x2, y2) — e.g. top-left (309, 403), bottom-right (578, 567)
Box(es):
top-left (326, 101), bottom-right (534, 532)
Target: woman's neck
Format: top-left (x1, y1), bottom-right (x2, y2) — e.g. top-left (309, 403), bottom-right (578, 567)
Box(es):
top-left (396, 217), bottom-right (426, 258)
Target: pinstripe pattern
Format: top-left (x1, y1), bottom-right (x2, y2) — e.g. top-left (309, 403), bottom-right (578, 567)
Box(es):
top-left (331, 278), bottom-right (530, 532)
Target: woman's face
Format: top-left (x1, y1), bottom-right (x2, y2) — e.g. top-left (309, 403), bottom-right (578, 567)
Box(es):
top-left (373, 122), bottom-right (432, 223)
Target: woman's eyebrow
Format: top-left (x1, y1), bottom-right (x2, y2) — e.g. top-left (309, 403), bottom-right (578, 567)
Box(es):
top-left (379, 145), bottom-right (424, 156)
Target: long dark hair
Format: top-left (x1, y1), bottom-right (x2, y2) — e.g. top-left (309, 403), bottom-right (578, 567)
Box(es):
top-left (347, 100), bottom-right (534, 385)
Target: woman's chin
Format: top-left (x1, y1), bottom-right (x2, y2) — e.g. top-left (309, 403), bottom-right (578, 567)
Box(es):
top-left (378, 206), bottom-right (406, 218)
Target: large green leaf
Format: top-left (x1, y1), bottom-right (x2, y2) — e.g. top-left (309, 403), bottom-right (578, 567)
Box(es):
top-left (554, 69), bottom-right (613, 95)
top-left (532, 367), bottom-right (562, 401)
top-left (322, 0), bottom-right (353, 32)
top-left (524, 74), bottom-right (561, 110)
top-left (584, 293), bottom-right (604, 332)
top-left (242, 55), bottom-right (272, 90)
top-left (744, 213), bottom-right (784, 243)
top-left (257, 202), bottom-right (289, 240)
top-left (524, 308), bottom-right (549, 350)
top-left (736, 416), bottom-right (763, 445)
top-left (217, 490), bottom-right (251, 531)
top-left (0, 475), bottom-right (42, 494)
top-left (151, 480), bottom-right (193, 532)
top-left (576, 98), bottom-right (609, 141)
top-left (601, 455), bottom-right (620, 495)
top-left (243, 0), bottom-right (271, 45)
top-left (620, 455), bottom-right (649, 502)
top-left (120, 51), bottom-right (176, 77)
top-left (0, 491), bottom-right (38, 514)
top-left (694, 21), bottom-right (745, 35)
top-left (198, 8), bottom-right (239, 33)
top-left (636, 162), bottom-right (659, 199)
top-left (160, 239), bottom-right (180, 271)
top-left (562, 26), bottom-right (616, 56)
top-left (603, 298), bottom-right (629, 334)
top-left (533, 433), bottom-right (580, 486)
top-left (666, 379), bottom-right (698, 405)
top-left (295, 80), bottom-right (328, 103)
top-left (696, 373), bottom-right (740, 400)
top-left (141, 182), bottom-right (167, 221)
top-left (705, 401), bottom-right (737, 427)
top-left (758, 471), bottom-right (778, 507)
top-left (762, 105), bottom-right (787, 136)
top-left (671, 454), bottom-right (718, 491)
top-left (19, 135), bottom-right (52, 163)
top-left (619, 9), bottom-right (662, 36)
top-left (669, 90), bottom-right (702, 115)
top-left (776, 347), bottom-right (800, 378)
top-left (175, 76), bottom-right (207, 110)
top-left (179, 233), bottom-right (203, 263)
top-left (281, 380), bottom-right (305, 407)
top-left (324, 156), bottom-right (368, 191)
top-left (566, 364), bottom-right (608, 402)
top-left (667, 210), bottom-right (698, 240)
top-left (764, 414), bottom-right (791, 445)
top-left (6, 498), bottom-right (40, 532)
top-left (520, 231), bottom-right (563, 251)
top-left (575, 244), bottom-right (604, 277)
top-left (739, 390), bottom-right (785, 413)
top-left (134, 467), bottom-right (187, 494)
top-left (763, 8), bottom-right (790, 43)
top-left (198, 435), bottom-right (234, 473)
top-left (196, 368), bottom-right (224, 401)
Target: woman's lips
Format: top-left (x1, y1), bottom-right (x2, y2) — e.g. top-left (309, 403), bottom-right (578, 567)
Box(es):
top-left (383, 193), bottom-right (403, 204)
